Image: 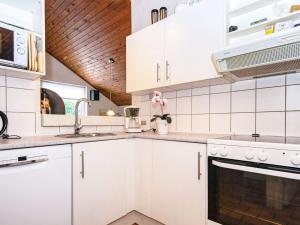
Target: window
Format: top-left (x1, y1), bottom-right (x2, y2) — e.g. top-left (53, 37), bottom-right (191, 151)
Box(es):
top-left (41, 80), bottom-right (87, 116)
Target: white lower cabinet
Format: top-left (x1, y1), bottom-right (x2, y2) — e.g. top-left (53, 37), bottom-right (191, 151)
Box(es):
top-left (151, 140), bottom-right (207, 225)
top-left (73, 139), bottom-right (134, 225)
top-left (73, 139), bottom-right (207, 225)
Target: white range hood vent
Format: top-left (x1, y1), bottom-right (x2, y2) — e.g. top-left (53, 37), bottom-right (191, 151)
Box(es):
top-left (213, 31), bottom-right (300, 80)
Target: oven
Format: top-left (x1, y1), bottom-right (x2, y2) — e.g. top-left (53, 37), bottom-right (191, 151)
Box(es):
top-left (208, 156), bottom-right (300, 225)
top-left (0, 22), bottom-right (28, 69)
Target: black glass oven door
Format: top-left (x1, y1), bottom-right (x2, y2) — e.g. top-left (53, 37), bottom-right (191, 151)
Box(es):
top-left (0, 27), bottom-right (14, 64)
top-left (208, 157), bottom-right (300, 225)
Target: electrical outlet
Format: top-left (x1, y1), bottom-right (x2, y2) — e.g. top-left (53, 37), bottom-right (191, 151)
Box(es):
top-left (141, 120), bottom-right (147, 126)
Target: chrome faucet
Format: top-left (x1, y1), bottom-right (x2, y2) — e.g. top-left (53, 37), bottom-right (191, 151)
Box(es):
top-left (74, 98), bottom-right (91, 135)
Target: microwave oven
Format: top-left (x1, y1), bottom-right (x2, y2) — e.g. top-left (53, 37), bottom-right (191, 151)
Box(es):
top-left (0, 22), bottom-right (28, 69)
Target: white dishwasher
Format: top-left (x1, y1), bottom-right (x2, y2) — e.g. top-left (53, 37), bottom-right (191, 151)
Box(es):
top-left (0, 145), bottom-right (72, 225)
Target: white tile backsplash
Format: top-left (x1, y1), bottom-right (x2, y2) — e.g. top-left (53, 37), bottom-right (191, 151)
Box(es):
top-left (210, 114), bottom-right (231, 134)
top-left (286, 111), bottom-right (300, 137)
top-left (0, 76), bottom-right (5, 86)
top-left (177, 89), bottom-right (191, 97)
top-left (232, 80), bottom-right (255, 91)
top-left (192, 114), bottom-right (209, 133)
top-left (192, 87), bottom-right (209, 96)
top-left (163, 91), bottom-right (176, 99)
top-left (286, 73), bottom-right (300, 85)
top-left (7, 112), bottom-right (36, 136)
top-left (192, 95), bottom-right (209, 114)
top-left (177, 115), bottom-right (191, 132)
top-left (210, 84), bottom-right (230, 94)
top-left (0, 87), bottom-right (6, 111)
top-left (140, 101), bottom-right (151, 116)
top-left (231, 113), bottom-right (255, 135)
top-left (210, 93), bottom-right (231, 113)
top-left (7, 88), bottom-right (36, 112)
top-left (256, 112), bottom-right (285, 136)
top-left (232, 90), bottom-right (255, 113)
top-left (177, 97), bottom-right (191, 115)
top-left (164, 98), bottom-right (176, 115)
top-left (257, 75), bottom-right (285, 88)
top-left (287, 85), bottom-right (300, 111)
top-left (257, 87), bottom-right (285, 112)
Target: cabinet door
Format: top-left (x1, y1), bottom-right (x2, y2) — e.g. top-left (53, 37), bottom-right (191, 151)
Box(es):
top-left (164, 1), bottom-right (225, 86)
top-left (133, 139), bottom-right (153, 216)
top-left (152, 140), bottom-right (206, 225)
top-left (73, 140), bottom-right (131, 225)
top-left (126, 21), bottom-right (165, 93)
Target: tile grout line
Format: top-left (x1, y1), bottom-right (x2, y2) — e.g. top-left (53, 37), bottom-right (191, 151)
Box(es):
top-left (254, 79), bottom-right (258, 135)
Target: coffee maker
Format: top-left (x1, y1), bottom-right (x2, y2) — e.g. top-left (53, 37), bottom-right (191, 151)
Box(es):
top-left (124, 106), bottom-right (142, 133)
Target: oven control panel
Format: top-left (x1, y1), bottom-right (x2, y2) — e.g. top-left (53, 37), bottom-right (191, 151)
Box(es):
top-left (208, 144), bottom-right (300, 168)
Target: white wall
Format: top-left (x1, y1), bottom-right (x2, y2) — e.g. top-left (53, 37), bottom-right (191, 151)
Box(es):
top-left (131, 0), bottom-right (182, 32)
top-left (45, 53), bottom-right (120, 116)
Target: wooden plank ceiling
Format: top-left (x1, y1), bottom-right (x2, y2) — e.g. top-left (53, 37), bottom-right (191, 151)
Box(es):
top-left (46, 0), bottom-right (132, 106)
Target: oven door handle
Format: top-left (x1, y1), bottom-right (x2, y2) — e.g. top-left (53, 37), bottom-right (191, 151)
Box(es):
top-left (212, 160), bottom-right (300, 180)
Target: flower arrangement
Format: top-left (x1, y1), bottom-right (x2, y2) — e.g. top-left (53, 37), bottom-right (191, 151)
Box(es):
top-left (150, 91), bottom-right (172, 124)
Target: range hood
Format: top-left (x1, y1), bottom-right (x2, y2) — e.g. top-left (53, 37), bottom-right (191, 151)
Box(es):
top-left (213, 30), bottom-right (300, 80)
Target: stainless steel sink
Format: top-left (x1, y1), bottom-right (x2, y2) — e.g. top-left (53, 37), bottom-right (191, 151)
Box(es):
top-left (55, 133), bottom-right (116, 138)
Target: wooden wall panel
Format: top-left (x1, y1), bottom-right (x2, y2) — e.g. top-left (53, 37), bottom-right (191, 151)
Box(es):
top-left (46, 0), bottom-right (132, 106)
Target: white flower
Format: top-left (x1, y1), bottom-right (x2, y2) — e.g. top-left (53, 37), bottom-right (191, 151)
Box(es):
top-left (153, 91), bottom-right (162, 97)
top-left (160, 99), bottom-right (167, 106)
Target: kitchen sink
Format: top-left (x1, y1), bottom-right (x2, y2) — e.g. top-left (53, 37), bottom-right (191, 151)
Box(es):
top-left (55, 133), bottom-right (117, 138)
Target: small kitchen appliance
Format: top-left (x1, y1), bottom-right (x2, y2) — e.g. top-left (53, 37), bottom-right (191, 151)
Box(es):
top-left (0, 111), bottom-right (8, 136)
top-left (124, 106), bottom-right (142, 133)
top-left (0, 22), bottom-right (28, 69)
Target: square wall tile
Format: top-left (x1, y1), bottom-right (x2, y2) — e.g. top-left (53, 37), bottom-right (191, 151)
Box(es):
top-left (256, 112), bottom-right (285, 136)
top-left (210, 114), bottom-right (231, 134)
top-left (38, 127), bottom-right (60, 136)
top-left (0, 76), bottom-right (5, 86)
top-left (163, 91), bottom-right (176, 99)
top-left (257, 75), bottom-right (285, 88)
top-left (192, 95), bottom-right (209, 114)
top-left (210, 93), bottom-right (231, 113)
top-left (192, 87), bottom-right (209, 96)
top-left (177, 97), bottom-right (191, 115)
top-left (177, 115), bottom-right (191, 132)
top-left (286, 112), bottom-right (300, 137)
top-left (177, 89), bottom-right (191, 97)
top-left (210, 84), bottom-right (231, 94)
top-left (141, 95), bottom-right (150, 102)
top-left (7, 77), bottom-right (37, 89)
top-left (232, 90), bottom-right (255, 113)
top-left (164, 98), bottom-right (176, 115)
top-left (140, 101), bottom-right (151, 116)
top-left (169, 115), bottom-right (177, 132)
top-left (232, 80), bottom-right (255, 91)
top-left (231, 113), bottom-right (255, 135)
top-left (7, 112), bottom-right (36, 136)
top-left (287, 73), bottom-right (300, 85)
top-left (81, 126), bottom-right (97, 133)
top-left (287, 85), bottom-right (300, 110)
top-left (0, 87), bottom-right (6, 111)
top-left (257, 87), bottom-right (285, 112)
top-left (59, 126), bottom-right (75, 134)
top-left (7, 88), bottom-right (36, 112)
top-left (192, 115), bottom-right (209, 133)
top-left (97, 126), bottom-right (113, 132)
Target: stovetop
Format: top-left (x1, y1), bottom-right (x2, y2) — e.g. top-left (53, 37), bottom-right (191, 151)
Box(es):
top-left (217, 135), bottom-right (300, 145)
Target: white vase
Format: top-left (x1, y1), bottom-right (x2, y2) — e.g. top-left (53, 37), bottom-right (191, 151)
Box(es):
top-left (156, 119), bottom-right (169, 135)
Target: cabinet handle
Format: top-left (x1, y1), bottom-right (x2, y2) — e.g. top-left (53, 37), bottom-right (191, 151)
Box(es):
top-left (166, 60), bottom-right (170, 81)
top-left (198, 152), bottom-right (202, 180)
top-left (80, 151), bottom-right (85, 179)
top-left (156, 63), bottom-right (160, 82)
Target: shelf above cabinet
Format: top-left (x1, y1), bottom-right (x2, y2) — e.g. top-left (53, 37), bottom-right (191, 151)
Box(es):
top-left (0, 66), bottom-right (45, 80)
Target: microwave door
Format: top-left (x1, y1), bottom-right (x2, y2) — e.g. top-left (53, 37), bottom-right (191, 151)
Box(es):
top-left (0, 27), bottom-right (14, 65)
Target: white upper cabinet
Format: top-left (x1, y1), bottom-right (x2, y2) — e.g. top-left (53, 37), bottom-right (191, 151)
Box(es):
top-left (126, 21), bottom-right (165, 93)
top-left (126, 0), bottom-right (225, 93)
top-left (165, 1), bottom-right (225, 86)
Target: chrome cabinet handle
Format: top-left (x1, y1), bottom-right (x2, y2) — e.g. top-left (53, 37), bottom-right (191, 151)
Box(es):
top-left (157, 63), bottom-right (161, 82)
top-left (198, 152), bottom-right (202, 180)
top-left (166, 60), bottom-right (170, 81)
top-left (80, 151), bottom-right (85, 179)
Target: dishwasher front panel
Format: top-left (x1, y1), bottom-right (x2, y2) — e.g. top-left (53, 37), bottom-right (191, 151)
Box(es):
top-left (0, 145), bottom-right (72, 225)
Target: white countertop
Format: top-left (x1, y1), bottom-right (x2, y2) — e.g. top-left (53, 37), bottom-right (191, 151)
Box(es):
top-left (0, 132), bottom-right (228, 150)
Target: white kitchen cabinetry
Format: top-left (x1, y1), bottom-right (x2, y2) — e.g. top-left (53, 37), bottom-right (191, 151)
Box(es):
top-left (151, 140), bottom-right (207, 225)
top-left (133, 139), bottom-right (153, 216)
top-left (165, 1), bottom-right (225, 86)
top-left (73, 139), bottom-right (133, 225)
top-left (126, 1), bottom-right (225, 93)
top-left (126, 21), bottom-right (165, 92)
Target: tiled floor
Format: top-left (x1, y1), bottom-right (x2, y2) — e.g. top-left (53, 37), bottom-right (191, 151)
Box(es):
top-left (109, 211), bottom-right (163, 225)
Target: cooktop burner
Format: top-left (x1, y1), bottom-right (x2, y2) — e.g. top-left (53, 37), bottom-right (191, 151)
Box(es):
top-left (218, 135), bottom-right (300, 145)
